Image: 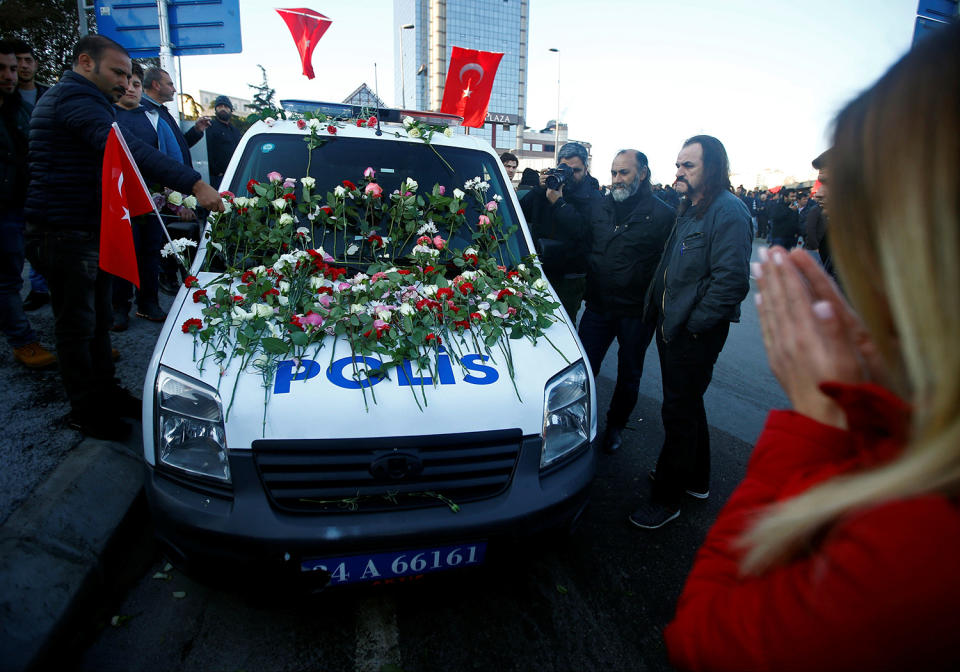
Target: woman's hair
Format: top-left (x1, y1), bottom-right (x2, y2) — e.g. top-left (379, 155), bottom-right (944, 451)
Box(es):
top-left (740, 22), bottom-right (960, 574)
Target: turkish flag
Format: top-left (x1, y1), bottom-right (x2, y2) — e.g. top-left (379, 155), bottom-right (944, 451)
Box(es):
top-left (440, 46), bottom-right (504, 128)
top-left (100, 123), bottom-right (154, 288)
top-left (276, 8), bottom-right (332, 80)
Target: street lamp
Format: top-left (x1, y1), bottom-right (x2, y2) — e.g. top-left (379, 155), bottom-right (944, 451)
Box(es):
top-left (548, 48), bottom-right (560, 164)
top-left (399, 23), bottom-right (415, 109)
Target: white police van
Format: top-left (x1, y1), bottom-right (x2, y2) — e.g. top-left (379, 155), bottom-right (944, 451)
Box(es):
top-left (142, 102), bottom-right (597, 590)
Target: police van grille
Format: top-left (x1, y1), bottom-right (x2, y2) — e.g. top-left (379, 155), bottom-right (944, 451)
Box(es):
top-left (252, 429), bottom-right (523, 512)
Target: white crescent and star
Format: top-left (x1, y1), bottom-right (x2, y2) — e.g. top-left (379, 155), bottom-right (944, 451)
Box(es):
top-left (459, 62), bottom-right (484, 98)
top-left (116, 170), bottom-right (131, 225)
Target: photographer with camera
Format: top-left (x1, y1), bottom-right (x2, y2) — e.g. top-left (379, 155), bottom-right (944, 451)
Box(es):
top-left (520, 142), bottom-right (602, 322)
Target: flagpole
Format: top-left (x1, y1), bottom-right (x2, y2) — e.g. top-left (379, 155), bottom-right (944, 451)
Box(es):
top-left (111, 122), bottom-right (192, 280)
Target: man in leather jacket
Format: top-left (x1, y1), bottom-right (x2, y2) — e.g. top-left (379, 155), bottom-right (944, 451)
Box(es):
top-left (631, 135), bottom-right (752, 529)
top-left (579, 149), bottom-right (673, 454)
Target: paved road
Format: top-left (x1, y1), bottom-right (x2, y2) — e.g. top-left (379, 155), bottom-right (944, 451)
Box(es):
top-left (73, 243), bottom-right (785, 672)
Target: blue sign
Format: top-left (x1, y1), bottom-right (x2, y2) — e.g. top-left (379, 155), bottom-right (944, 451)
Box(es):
top-left (94, 0), bottom-right (243, 57)
top-left (913, 0), bottom-right (958, 45)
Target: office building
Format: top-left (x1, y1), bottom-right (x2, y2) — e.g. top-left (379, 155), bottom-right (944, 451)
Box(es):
top-left (394, 0), bottom-right (528, 151)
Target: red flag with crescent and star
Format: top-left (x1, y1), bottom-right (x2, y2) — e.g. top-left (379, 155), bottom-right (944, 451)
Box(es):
top-left (276, 8), bottom-right (332, 80)
top-left (100, 123), bottom-right (153, 287)
top-left (440, 46), bottom-right (504, 128)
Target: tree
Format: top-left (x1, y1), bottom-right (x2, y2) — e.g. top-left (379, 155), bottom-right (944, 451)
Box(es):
top-left (0, 0), bottom-right (95, 84)
top-left (247, 64), bottom-right (276, 115)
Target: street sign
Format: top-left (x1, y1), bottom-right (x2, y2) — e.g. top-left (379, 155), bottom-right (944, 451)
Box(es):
top-left (913, 0), bottom-right (958, 45)
top-left (94, 0), bottom-right (242, 57)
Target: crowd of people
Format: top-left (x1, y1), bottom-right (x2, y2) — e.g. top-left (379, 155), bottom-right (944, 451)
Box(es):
top-left (2, 22), bottom-right (958, 669)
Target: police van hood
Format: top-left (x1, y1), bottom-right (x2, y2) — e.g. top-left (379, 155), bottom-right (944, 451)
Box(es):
top-left (158, 274), bottom-right (588, 445)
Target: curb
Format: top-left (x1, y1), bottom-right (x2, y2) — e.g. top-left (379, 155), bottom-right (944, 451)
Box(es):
top-left (0, 433), bottom-right (146, 672)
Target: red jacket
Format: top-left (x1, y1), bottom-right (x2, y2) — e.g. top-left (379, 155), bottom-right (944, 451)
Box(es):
top-left (665, 382), bottom-right (960, 671)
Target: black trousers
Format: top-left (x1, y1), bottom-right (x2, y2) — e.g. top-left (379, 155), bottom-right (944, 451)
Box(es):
top-left (26, 230), bottom-right (116, 416)
top-left (113, 213), bottom-right (163, 312)
top-left (577, 308), bottom-right (654, 428)
top-left (652, 322), bottom-right (729, 508)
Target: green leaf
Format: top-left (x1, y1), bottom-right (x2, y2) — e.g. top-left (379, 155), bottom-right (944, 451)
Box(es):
top-left (261, 337), bottom-right (288, 354)
top-left (556, 584), bottom-right (568, 595)
top-left (290, 330), bottom-right (308, 347)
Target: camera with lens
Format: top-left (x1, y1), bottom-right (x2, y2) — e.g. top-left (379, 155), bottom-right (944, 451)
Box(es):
top-left (544, 163), bottom-right (573, 191)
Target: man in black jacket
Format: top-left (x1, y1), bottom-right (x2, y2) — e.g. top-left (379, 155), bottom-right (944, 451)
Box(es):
top-left (206, 95), bottom-right (242, 186)
top-left (24, 35), bottom-right (223, 441)
top-left (520, 142), bottom-right (602, 322)
top-left (631, 135), bottom-right (751, 529)
top-left (767, 188), bottom-right (800, 249)
top-left (579, 149), bottom-right (673, 453)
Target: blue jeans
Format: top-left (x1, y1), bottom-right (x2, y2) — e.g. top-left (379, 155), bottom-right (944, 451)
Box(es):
top-left (0, 210), bottom-right (38, 348)
top-left (25, 229), bottom-right (115, 415)
top-left (577, 308), bottom-right (654, 428)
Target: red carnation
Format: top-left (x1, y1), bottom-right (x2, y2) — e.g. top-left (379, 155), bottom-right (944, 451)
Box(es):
top-left (246, 179), bottom-right (259, 194)
top-left (453, 319), bottom-right (470, 330)
top-left (470, 312), bottom-right (482, 321)
top-left (192, 289), bottom-right (207, 303)
top-left (459, 282), bottom-right (474, 295)
top-left (289, 315), bottom-right (304, 330)
top-left (356, 118), bottom-right (365, 127)
top-left (296, 119), bottom-right (307, 130)
top-left (261, 287), bottom-right (280, 299)
top-left (181, 318), bottom-right (203, 334)
top-left (367, 116), bottom-right (377, 127)
top-left (425, 333), bottom-right (441, 345)
top-left (220, 190), bottom-right (235, 199)
top-left (342, 180), bottom-right (357, 191)
top-left (496, 288), bottom-right (514, 301)
top-left (463, 253), bottom-right (478, 265)
top-left (436, 287), bottom-right (454, 300)
top-left (367, 234), bottom-right (383, 248)
top-left (283, 192), bottom-right (296, 202)
top-left (397, 269), bottom-right (411, 275)
top-left (233, 295), bottom-right (244, 303)
top-left (184, 275), bottom-right (199, 288)
top-left (423, 265), bottom-right (436, 274)
top-left (241, 271), bottom-right (256, 283)
top-left (327, 125), bottom-right (337, 135)
top-left (317, 286), bottom-right (333, 295)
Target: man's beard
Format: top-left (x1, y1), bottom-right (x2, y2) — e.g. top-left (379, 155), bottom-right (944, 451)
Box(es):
top-left (611, 175), bottom-right (640, 202)
top-left (216, 110), bottom-right (232, 122)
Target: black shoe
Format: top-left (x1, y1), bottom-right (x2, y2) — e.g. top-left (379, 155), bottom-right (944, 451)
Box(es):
top-left (602, 425), bottom-right (624, 454)
top-left (109, 386), bottom-right (143, 420)
top-left (22, 291), bottom-right (50, 311)
top-left (111, 309), bottom-right (130, 332)
top-left (68, 411), bottom-right (131, 442)
top-left (135, 303), bottom-right (167, 322)
top-left (628, 500), bottom-right (680, 529)
top-left (648, 469), bottom-right (710, 500)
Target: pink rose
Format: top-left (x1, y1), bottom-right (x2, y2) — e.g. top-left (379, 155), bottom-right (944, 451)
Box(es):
top-left (438, 185), bottom-right (446, 195)
top-left (486, 200), bottom-right (498, 211)
top-left (364, 166), bottom-right (376, 178)
top-left (283, 178), bottom-right (296, 189)
top-left (303, 312), bottom-right (324, 326)
top-left (478, 215), bottom-right (491, 227)
top-left (433, 236), bottom-right (446, 250)
top-left (267, 171), bottom-right (283, 183)
top-left (364, 182), bottom-right (383, 197)
top-left (317, 294), bottom-right (332, 308)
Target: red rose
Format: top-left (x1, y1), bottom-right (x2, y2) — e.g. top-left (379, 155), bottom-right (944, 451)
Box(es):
top-left (184, 275), bottom-right (199, 288)
top-left (283, 192), bottom-right (296, 201)
top-left (470, 312), bottom-right (482, 321)
top-left (456, 208), bottom-right (465, 215)
top-left (396, 269), bottom-right (411, 275)
top-left (192, 289), bottom-right (207, 303)
top-left (261, 287), bottom-right (280, 299)
top-left (367, 116), bottom-right (378, 127)
top-left (463, 253), bottom-right (478, 265)
top-left (496, 288), bottom-right (514, 301)
top-left (289, 315), bottom-right (304, 330)
top-left (423, 265), bottom-right (436, 274)
top-left (317, 286), bottom-right (333, 295)
top-left (181, 318), bottom-right (203, 333)
top-left (459, 282), bottom-right (474, 295)
top-left (241, 270), bottom-right (256, 283)
top-left (327, 125), bottom-right (337, 134)
top-left (367, 234), bottom-right (383, 248)
top-left (233, 295), bottom-right (244, 303)
top-left (296, 119), bottom-right (307, 129)
top-left (246, 179), bottom-right (259, 194)
top-left (356, 118), bottom-right (365, 127)
top-left (320, 205), bottom-right (333, 215)
top-left (436, 287), bottom-right (454, 300)
top-left (506, 271), bottom-right (519, 280)
top-left (220, 190), bottom-right (235, 199)
top-left (453, 319), bottom-right (470, 330)
top-left (342, 180), bottom-right (357, 191)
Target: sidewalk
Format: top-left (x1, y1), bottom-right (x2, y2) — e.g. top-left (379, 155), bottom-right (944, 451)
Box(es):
top-left (0, 428), bottom-right (147, 672)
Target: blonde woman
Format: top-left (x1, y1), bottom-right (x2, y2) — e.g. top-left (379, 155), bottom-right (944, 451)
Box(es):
top-left (665, 22), bottom-right (960, 672)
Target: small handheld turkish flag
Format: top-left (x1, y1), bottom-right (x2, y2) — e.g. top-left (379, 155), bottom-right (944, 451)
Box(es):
top-left (100, 123), bottom-right (154, 288)
top-left (440, 46), bottom-right (504, 128)
top-left (276, 8), bottom-right (332, 80)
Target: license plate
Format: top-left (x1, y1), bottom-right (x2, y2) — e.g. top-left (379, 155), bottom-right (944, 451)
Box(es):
top-left (301, 542), bottom-right (486, 586)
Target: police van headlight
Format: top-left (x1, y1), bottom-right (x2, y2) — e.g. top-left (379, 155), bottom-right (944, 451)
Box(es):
top-left (541, 361), bottom-right (590, 469)
top-left (155, 367), bottom-right (230, 483)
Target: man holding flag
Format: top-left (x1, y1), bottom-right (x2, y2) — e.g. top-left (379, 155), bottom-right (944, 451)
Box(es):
top-left (24, 35), bottom-right (222, 441)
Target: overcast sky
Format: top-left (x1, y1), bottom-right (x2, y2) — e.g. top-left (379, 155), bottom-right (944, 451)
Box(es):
top-left (174, 0), bottom-right (919, 185)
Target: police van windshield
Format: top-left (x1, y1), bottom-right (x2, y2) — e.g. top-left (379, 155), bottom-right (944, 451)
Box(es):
top-left (229, 134), bottom-right (529, 267)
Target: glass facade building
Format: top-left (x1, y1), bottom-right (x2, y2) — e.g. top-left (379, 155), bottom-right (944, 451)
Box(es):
top-left (394, 0), bottom-right (528, 151)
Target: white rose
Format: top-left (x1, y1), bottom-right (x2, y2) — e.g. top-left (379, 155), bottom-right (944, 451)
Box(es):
top-left (263, 117), bottom-right (276, 127)
top-left (403, 116), bottom-right (414, 127)
top-left (346, 243), bottom-right (359, 255)
top-left (307, 118), bottom-right (321, 130)
top-left (232, 306), bottom-right (252, 322)
top-left (278, 281), bottom-right (290, 293)
top-left (279, 213), bottom-right (294, 226)
top-left (377, 310), bottom-right (392, 322)
top-left (254, 303), bottom-right (274, 318)
top-left (461, 270), bottom-right (476, 279)
top-left (250, 265), bottom-right (266, 275)
top-left (220, 200), bottom-right (232, 213)
top-left (404, 178), bottom-right (418, 191)
top-left (272, 198), bottom-right (286, 211)
top-left (166, 191), bottom-right (183, 206)
top-left (408, 127), bottom-right (421, 138)
top-left (533, 278), bottom-right (548, 291)
top-left (443, 128), bottom-right (453, 138)
top-left (464, 247), bottom-right (478, 256)
top-left (183, 195), bottom-right (198, 209)
top-left (399, 303), bottom-right (414, 316)
top-left (301, 176), bottom-right (316, 188)
top-left (517, 263), bottom-right (527, 272)
top-left (423, 285), bottom-right (438, 297)
top-left (278, 295), bottom-right (288, 306)
top-left (334, 185), bottom-right (347, 197)
top-left (350, 303), bottom-right (366, 314)
top-left (208, 317), bottom-right (223, 327)
top-left (453, 188), bottom-right (465, 200)
top-left (309, 276), bottom-right (325, 290)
